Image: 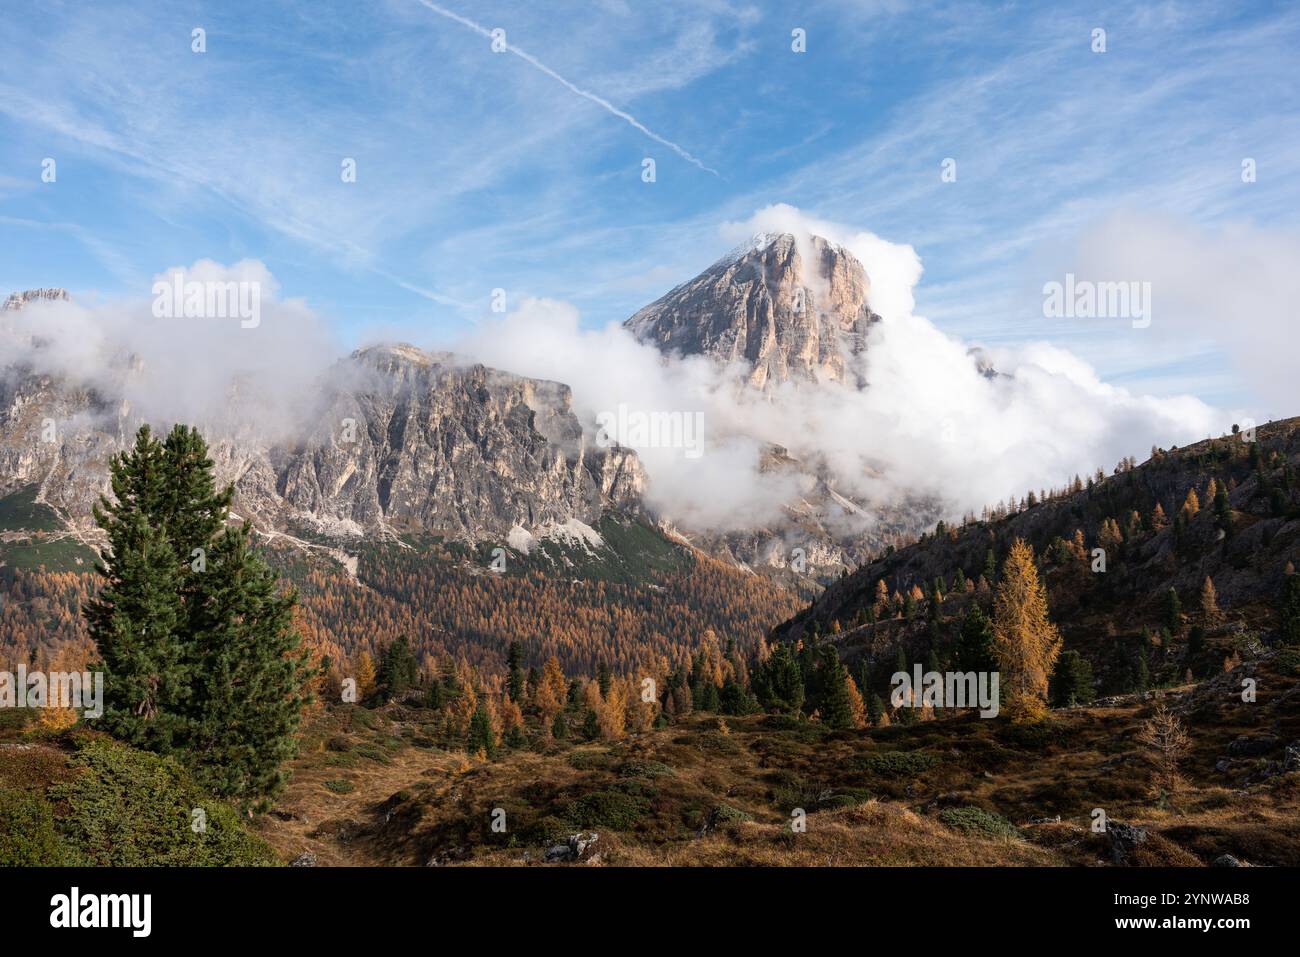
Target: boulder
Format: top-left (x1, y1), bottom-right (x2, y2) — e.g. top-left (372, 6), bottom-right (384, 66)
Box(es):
top-left (1226, 734), bottom-right (1280, 757)
top-left (544, 832), bottom-right (599, 862)
top-left (1106, 822), bottom-right (1148, 866)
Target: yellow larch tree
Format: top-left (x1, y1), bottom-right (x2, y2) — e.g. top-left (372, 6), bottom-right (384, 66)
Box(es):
top-left (991, 539), bottom-right (1062, 722)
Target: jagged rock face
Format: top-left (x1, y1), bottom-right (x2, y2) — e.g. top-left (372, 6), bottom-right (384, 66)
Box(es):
top-left (625, 233), bottom-right (880, 389)
top-left (0, 306), bottom-right (646, 543)
top-left (266, 345), bottom-right (645, 537)
top-left (3, 288), bottom-right (70, 311)
top-left (0, 365), bottom-right (131, 525)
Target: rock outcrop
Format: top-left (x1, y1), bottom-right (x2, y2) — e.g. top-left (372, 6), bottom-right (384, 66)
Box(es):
top-left (0, 294), bottom-right (647, 547)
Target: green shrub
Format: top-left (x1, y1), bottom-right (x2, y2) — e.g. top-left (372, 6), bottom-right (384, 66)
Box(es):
top-left (523, 814), bottom-right (576, 845)
top-left (762, 714), bottom-right (806, 732)
top-left (51, 736), bottom-right (277, 866)
top-left (692, 731), bottom-right (742, 755)
top-left (853, 750), bottom-right (941, 777)
top-left (566, 750), bottom-right (615, 771)
top-left (353, 743), bottom-right (390, 764)
top-left (618, 759), bottom-right (674, 779)
top-left (347, 706), bottom-right (380, 731)
top-left (1273, 649), bottom-right (1300, 676)
top-left (564, 790), bottom-right (649, 830)
top-left (324, 779), bottom-right (355, 794)
top-left (818, 788), bottom-right (874, 810)
top-left (0, 788), bottom-right (65, 865)
top-left (939, 806), bottom-right (1020, 839)
top-left (768, 770), bottom-right (820, 811)
top-left (709, 803), bottom-right (752, 827)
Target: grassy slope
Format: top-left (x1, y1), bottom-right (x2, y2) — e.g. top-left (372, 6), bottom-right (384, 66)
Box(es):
top-left (0, 484), bottom-right (97, 572)
top-left (0, 719), bottom-right (278, 866)
top-left (258, 650), bottom-right (1300, 867)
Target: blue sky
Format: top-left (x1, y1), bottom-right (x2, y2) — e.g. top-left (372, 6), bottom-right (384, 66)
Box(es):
top-left (2, 0), bottom-right (1297, 411)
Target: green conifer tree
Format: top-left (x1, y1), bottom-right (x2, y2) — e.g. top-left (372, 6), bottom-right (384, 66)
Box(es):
top-left (86, 427), bottom-right (190, 753)
top-left (468, 699), bottom-right (497, 757)
top-left (955, 605), bottom-right (998, 674)
top-left (507, 641), bottom-right (526, 702)
top-left (818, 646), bottom-right (854, 729)
top-left (188, 522), bottom-right (313, 802)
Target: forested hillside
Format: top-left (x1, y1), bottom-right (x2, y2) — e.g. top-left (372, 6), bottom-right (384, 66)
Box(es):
top-left (774, 418), bottom-right (1300, 704)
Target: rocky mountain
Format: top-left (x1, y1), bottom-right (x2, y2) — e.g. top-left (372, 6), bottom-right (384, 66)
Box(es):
top-left (0, 295), bottom-right (647, 557)
top-left (625, 232), bottom-right (879, 390)
top-left (624, 234), bottom-right (937, 581)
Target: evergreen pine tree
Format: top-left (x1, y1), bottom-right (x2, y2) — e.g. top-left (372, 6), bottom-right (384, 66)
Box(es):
top-left (751, 643), bottom-right (805, 715)
top-left (719, 678), bottom-right (760, 715)
top-left (1049, 650), bottom-right (1095, 707)
top-left (1165, 587), bottom-right (1183, 635)
top-left (188, 522), bottom-right (313, 802)
top-left (867, 692), bottom-right (885, 727)
top-left (581, 708), bottom-right (601, 741)
top-left (85, 423), bottom-right (313, 804)
top-left (468, 699), bottom-right (497, 757)
top-left (818, 646), bottom-right (854, 729)
top-left (88, 513), bottom-right (189, 752)
top-left (955, 605), bottom-right (998, 674)
top-left (377, 635), bottom-right (419, 702)
top-left (1214, 482), bottom-right (1233, 532)
top-left (507, 641), bottom-right (526, 702)
top-left (86, 427), bottom-right (191, 753)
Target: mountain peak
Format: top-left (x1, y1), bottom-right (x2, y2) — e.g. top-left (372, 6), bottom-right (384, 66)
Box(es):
top-left (624, 232), bottom-right (879, 389)
top-left (3, 288), bottom-right (71, 311)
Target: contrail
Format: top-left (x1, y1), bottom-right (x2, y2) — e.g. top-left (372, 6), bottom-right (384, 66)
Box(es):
top-left (413, 0), bottom-right (719, 176)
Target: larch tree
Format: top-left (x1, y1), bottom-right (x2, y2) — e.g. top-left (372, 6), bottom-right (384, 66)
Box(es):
top-left (991, 539), bottom-right (1062, 722)
top-left (353, 651), bottom-right (377, 702)
top-left (533, 656), bottom-right (568, 731)
top-left (844, 673), bottom-right (867, 729)
top-left (1139, 702), bottom-right (1190, 796)
top-left (1200, 576), bottom-right (1223, 626)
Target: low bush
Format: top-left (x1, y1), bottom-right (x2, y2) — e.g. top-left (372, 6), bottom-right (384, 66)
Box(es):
top-left (939, 806), bottom-right (1020, 839)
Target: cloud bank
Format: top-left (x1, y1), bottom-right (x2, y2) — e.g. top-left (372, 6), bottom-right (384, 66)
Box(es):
top-left (0, 260), bottom-right (338, 442)
top-left (463, 206), bottom-right (1231, 532)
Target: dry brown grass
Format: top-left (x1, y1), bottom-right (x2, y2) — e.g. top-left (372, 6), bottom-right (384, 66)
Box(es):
top-left (257, 656), bottom-right (1300, 867)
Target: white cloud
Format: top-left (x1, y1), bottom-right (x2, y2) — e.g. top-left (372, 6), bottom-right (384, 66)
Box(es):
top-left (460, 206), bottom-right (1228, 532)
top-left (1, 260), bottom-right (338, 442)
top-left (1064, 212), bottom-right (1300, 414)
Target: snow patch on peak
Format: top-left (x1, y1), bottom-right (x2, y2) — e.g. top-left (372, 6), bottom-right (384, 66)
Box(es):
top-left (715, 231), bottom-right (786, 269)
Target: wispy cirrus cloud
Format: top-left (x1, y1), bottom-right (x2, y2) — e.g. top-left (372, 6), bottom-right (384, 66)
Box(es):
top-left (412, 0), bottom-right (720, 175)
